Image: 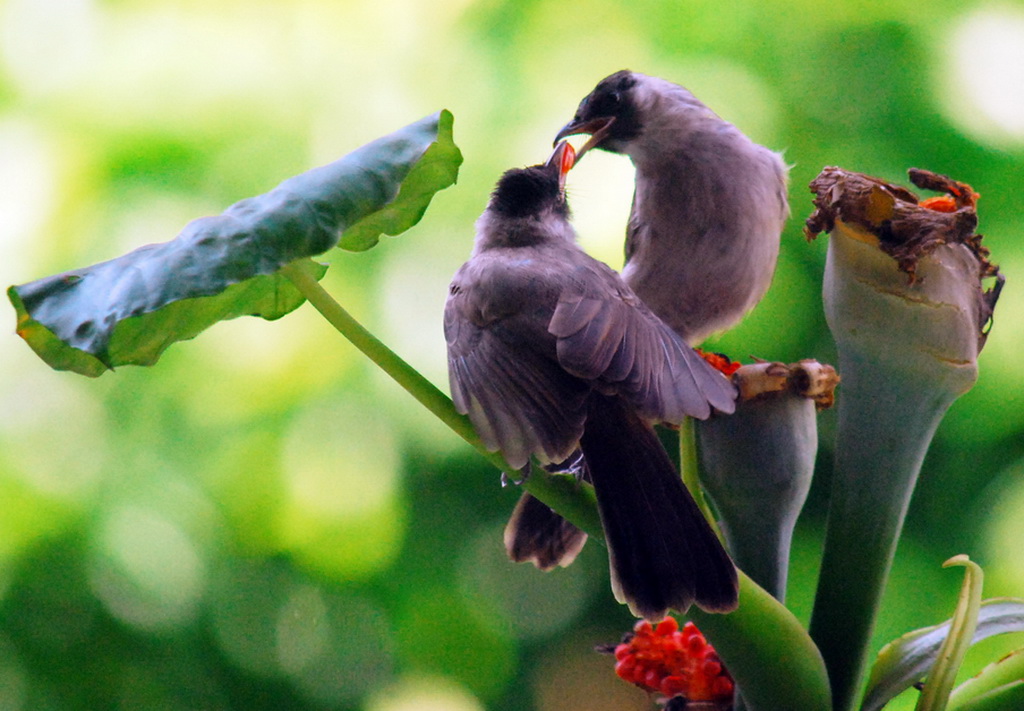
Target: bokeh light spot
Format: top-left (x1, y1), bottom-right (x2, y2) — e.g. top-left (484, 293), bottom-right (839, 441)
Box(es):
top-left (0, 375), bottom-right (107, 502)
top-left (211, 559), bottom-right (294, 677)
top-left (0, 120), bottom-right (57, 287)
top-left (275, 583), bottom-right (330, 675)
top-left (394, 585), bottom-right (515, 700)
top-left (366, 675), bottom-right (484, 711)
top-left (564, 151), bottom-right (635, 270)
top-left (280, 395), bottom-right (407, 579)
top-left (88, 504), bottom-right (205, 632)
top-left (0, 0), bottom-right (99, 97)
top-left (0, 637), bottom-right (28, 711)
top-left (659, 59), bottom-right (782, 145)
top-left (282, 395), bottom-right (400, 519)
top-left (942, 5), bottom-right (1024, 145)
top-left (277, 588), bottom-right (393, 706)
top-left (212, 559), bottom-right (394, 702)
top-left (982, 458), bottom-right (1024, 593)
top-left (458, 523), bottom-right (598, 640)
top-left (380, 243), bottom-right (460, 390)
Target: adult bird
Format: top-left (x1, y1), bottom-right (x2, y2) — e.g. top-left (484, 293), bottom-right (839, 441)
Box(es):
top-left (444, 142), bottom-right (738, 619)
top-left (506, 70), bottom-right (789, 572)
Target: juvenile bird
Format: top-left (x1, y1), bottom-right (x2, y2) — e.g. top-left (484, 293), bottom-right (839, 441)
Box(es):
top-left (444, 142), bottom-right (739, 619)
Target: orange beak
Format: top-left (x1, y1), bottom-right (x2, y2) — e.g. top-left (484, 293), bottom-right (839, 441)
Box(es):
top-left (553, 116), bottom-right (616, 161)
top-left (547, 140), bottom-right (576, 190)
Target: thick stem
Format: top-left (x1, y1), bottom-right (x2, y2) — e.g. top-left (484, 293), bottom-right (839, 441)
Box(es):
top-left (809, 214), bottom-right (984, 711)
top-left (691, 572), bottom-right (832, 711)
top-left (809, 349), bottom-right (957, 711)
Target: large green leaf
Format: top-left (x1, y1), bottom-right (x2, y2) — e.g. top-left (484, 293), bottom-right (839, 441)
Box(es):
top-left (9, 110), bottom-right (462, 377)
top-left (863, 598), bottom-right (1024, 711)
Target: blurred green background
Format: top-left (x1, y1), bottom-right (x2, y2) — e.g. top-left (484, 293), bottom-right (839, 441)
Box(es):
top-left (1, 0), bottom-right (1023, 709)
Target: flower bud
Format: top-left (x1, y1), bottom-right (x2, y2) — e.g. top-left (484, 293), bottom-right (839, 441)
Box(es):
top-left (698, 360), bottom-right (838, 603)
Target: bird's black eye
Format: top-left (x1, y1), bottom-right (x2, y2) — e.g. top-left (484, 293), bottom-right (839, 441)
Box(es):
top-left (588, 88), bottom-right (624, 118)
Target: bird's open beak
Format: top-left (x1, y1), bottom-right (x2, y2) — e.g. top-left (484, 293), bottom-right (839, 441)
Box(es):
top-left (553, 116), bottom-right (616, 161)
top-left (547, 140), bottom-right (576, 191)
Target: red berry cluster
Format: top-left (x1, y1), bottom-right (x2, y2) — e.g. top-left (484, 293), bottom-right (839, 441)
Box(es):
top-left (612, 617), bottom-right (734, 704)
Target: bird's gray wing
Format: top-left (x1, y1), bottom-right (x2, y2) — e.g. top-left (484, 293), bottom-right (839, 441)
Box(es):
top-left (548, 262), bottom-right (736, 422)
top-left (444, 281), bottom-right (590, 469)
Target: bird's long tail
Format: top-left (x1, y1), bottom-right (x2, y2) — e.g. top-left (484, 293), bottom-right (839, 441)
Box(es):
top-left (580, 392), bottom-right (738, 620)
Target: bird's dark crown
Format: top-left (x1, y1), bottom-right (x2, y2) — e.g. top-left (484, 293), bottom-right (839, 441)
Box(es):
top-left (574, 70), bottom-right (642, 144)
top-left (491, 165), bottom-right (568, 219)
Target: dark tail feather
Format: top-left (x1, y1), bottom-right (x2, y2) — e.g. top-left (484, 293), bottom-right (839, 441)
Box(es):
top-left (505, 493), bottom-right (588, 570)
top-left (580, 393), bottom-right (738, 620)
top-left (504, 452), bottom-right (589, 570)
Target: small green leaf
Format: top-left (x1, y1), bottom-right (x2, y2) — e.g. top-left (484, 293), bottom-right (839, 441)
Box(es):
top-left (916, 555), bottom-right (984, 711)
top-left (863, 598), bottom-right (1024, 711)
top-left (949, 649), bottom-right (1024, 710)
top-left (9, 111), bottom-right (462, 376)
top-left (952, 680), bottom-right (1024, 711)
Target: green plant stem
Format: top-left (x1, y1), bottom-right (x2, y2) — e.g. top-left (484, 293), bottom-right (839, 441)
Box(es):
top-left (280, 259), bottom-right (601, 534)
top-left (809, 349), bottom-right (959, 711)
top-left (690, 572), bottom-right (832, 711)
top-left (679, 415), bottom-right (718, 529)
